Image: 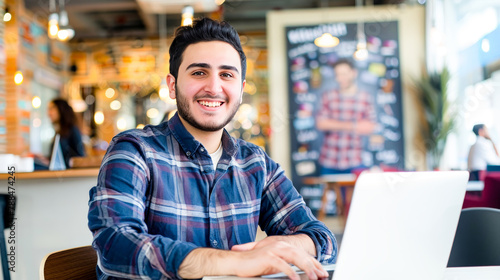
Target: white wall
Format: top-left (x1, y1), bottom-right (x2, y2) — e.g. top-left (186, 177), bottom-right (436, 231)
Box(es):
top-left (1, 176), bottom-right (95, 280)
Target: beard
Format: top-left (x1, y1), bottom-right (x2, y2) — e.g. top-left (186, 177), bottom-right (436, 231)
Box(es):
top-left (175, 85), bottom-right (241, 132)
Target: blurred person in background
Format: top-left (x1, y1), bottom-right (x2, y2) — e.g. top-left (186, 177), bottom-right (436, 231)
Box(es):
top-left (468, 124), bottom-right (500, 180)
top-left (316, 59), bottom-right (377, 174)
top-left (34, 98), bottom-right (85, 169)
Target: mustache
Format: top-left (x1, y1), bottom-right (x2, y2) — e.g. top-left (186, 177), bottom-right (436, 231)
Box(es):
top-left (194, 94), bottom-right (228, 102)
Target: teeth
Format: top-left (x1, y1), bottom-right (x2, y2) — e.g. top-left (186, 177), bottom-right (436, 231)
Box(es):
top-left (199, 101), bottom-right (222, 107)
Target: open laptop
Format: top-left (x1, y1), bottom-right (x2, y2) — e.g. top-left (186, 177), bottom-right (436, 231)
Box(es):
top-left (332, 171), bottom-right (468, 280)
top-left (34, 134), bottom-right (66, 171)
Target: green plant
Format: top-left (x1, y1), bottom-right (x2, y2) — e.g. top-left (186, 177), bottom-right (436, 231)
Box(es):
top-left (413, 67), bottom-right (455, 170)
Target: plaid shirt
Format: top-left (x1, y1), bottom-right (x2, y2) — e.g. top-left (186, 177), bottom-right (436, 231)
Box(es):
top-left (88, 113), bottom-right (337, 279)
top-left (317, 90), bottom-right (376, 170)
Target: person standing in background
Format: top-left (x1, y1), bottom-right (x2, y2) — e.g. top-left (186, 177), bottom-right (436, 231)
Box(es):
top-left (316, 59), bottom-right (377, 174)
top-left (34, 98), bottom-right (85, 169)
top-left (468, 124), bottom-right (500, 180)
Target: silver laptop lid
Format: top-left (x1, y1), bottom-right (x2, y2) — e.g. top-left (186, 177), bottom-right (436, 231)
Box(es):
top-left (333, 171), bottom-right (468, 280)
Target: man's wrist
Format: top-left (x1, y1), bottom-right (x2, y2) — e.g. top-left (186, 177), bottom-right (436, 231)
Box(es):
top-left (179, 248), bottom-right (239, 278)
top-left (274, 234), bottom-right (316, 257)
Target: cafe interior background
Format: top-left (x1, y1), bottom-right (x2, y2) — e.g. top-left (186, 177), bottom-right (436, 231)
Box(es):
top-left (0, 0), bottom-right (500, 278)
top-left (0, 0), bottom-right (499, 208)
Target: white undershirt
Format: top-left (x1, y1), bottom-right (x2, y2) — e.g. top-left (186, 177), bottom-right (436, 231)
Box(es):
top-left (468, 136), bottom-right (500, 170)
top-left (209, 142), bottom-right (223, 170)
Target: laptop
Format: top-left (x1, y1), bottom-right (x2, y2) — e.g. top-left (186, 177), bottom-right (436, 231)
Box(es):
top-left (332, 171), bottom-right (468, 280)
top-left (34, 134), bottom-right (66, 171)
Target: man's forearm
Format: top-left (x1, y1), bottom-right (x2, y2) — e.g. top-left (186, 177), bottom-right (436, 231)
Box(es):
top-left (179, 248), bottom-right (237, 279)
top-left (316, 118), bottom-right (353, 132)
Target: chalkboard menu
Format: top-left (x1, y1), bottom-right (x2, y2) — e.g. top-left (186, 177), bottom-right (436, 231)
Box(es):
top-left (286, 21), bottom-right (405, 213)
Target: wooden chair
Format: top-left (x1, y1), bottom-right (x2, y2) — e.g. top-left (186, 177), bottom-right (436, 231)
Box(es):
top-left (39, 245), bottom-right (98, 280)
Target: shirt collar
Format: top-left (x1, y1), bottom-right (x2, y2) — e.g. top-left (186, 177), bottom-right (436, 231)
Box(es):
top-left (168, 112), bottom-right (238, 158)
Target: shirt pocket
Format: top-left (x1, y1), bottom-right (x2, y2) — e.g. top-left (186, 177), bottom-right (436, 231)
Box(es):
top-left (227, 200), bottom-right (261, 247)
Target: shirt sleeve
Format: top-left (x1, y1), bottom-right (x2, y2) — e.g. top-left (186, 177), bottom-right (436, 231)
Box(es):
top-left (258, 153), bottom-right (338, 264)
top-left (87, 134), bottom-right (198, 279)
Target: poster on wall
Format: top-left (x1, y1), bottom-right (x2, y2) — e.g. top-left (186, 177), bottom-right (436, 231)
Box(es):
top-left (286, 21), bottom-right (404, 214)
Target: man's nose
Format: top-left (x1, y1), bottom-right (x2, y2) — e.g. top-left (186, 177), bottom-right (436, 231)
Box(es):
top-left (204, 75), bottom-right (222, 94)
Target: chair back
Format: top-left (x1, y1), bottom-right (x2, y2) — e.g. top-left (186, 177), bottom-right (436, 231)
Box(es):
top-left (447, 207), bottom-right (500, 267)
top-left (0, 194), bottom-right (15, 280)
top-left (40, 245), bottom-right (97, 280)
top-left (481, 173), bottom-right (500, 208)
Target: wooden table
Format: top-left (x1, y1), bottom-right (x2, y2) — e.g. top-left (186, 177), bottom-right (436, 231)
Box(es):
top-left (303, 174), bottom-right (357, 222)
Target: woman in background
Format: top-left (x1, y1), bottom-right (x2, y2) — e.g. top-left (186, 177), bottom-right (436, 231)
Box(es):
top-left (35, 98), bottom-right (85, 169)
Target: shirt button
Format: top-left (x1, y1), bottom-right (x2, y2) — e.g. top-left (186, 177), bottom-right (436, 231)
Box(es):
top-left (200, 148), bottom-right (205, 152)
top-left (212, 240), bottom-right (218, 247)
top-left (186, 151), bottom-right (191, 156)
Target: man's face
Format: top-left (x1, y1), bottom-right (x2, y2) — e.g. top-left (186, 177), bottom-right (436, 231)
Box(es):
top-left (334, 63), bottom-right (357, 91)
top-left (479, 126), bottom-right (489, 138)
top-left (168, 41), bottom-right (245, 132)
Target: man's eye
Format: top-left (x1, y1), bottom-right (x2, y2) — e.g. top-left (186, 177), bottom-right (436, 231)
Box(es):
top-left (221, 73), bottom-right (233, 78)
top-left (193, 71), bottom-right (205, 76)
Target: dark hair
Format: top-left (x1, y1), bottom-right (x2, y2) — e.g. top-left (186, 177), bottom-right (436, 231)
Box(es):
top-left (333, 58), bottom-right (355, 70)
top-left (51, 98), bottom-right (77, 137)
top-left (472, 124), bottom-right (485, 136)
top-left (169, 17), bottom-right (246, 82)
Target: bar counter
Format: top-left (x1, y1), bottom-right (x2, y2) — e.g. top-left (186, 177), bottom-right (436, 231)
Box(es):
top-left (0, 168), bottom-right (99, 180)
top-left (1, 168), bottom-right (99, 280)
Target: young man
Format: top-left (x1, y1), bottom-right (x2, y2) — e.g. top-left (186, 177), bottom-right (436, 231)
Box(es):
top-left (468, 124), bottom-right (500, 179)
top-left (316, 59), bottom-right (377, 174)
top-left (88, 18), bottom-right (337, 280)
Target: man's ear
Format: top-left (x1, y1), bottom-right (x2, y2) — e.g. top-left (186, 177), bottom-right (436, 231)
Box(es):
top-left (240, 80), bottom-right (246, 104)
top-left (167, 74), bottom-right (176, 99)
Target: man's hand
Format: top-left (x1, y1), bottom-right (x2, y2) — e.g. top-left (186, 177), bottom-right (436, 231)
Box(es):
top-left (178, 235), bottom-right (328, 280)
top-left (231, 235), bottom-right (328, 280)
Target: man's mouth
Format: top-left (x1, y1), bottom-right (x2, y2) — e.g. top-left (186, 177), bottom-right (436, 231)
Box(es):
top-left (198, 100), bottom-right (223, 108)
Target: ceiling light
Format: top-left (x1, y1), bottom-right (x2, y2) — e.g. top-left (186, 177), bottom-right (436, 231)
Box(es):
top-left (159, 80), bottom-right (169, 100)
top-left (48, 0), bottom-right (59, 39)
top-left (32, 96), bottom-right (42, 109)
top-left (105, 88), bottom-right (115, 99)
top-left (147, 108), bottom-right (159, 119)
top-left (57, 9), bottom-right (74, 41)
top-left (314, 33), bottom-right (340, 48)
top-left (94, 111), bottom-right (104, 125)
top-left (181, 6), bottom-right (194, 26)
top-left (14, 71), bottom-right (23, 85)
top-left (117, 117), bottom-right (127, 131)
top-left (110, 100), bottom-right (122, 110)
top-left (354, 43), bottom-right (369, 61)
top-left (3, 7), bottom-right (12, 22)
top-left (354, 20), bottom-right (368, 61)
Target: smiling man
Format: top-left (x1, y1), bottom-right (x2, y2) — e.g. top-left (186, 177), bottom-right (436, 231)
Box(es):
top-left (88, 18), bottom-right (337, 280)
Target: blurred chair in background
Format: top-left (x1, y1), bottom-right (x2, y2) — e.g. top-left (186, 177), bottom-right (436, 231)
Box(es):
top-left (448, 207), bottom-right (500, 267)
top-left (463, 172), bottom-right (500, 209)
top-left (0, 194), bottom-right (15, 280)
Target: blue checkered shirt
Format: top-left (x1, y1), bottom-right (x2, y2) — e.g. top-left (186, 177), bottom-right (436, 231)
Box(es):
top-left (88, 113), bottom-right (337, 279)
